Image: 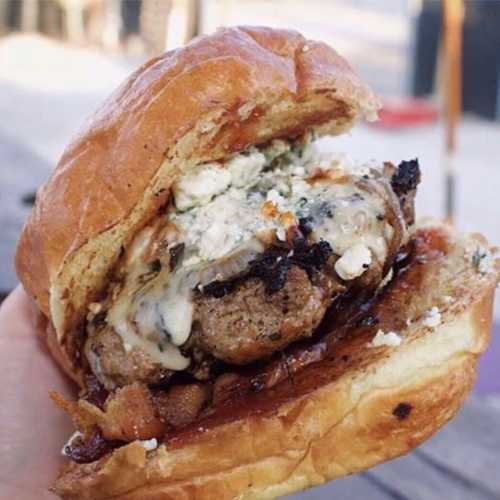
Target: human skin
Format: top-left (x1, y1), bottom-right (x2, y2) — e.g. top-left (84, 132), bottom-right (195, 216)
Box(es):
top-left (0, 286), bottom-right (75, 499)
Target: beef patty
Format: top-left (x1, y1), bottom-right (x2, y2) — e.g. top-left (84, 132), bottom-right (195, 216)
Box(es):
top-left (191, 265), bottom-right (336, 365)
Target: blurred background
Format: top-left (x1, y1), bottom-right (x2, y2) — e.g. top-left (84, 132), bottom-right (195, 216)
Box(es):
top-left (0, 1), bottom-right (499, 498)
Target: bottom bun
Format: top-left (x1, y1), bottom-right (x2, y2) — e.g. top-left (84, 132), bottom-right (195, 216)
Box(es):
top-left (53, 221), bottom-right (499, 500)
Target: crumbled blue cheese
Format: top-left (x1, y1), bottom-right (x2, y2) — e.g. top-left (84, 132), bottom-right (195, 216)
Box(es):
top-left (276, 227), bottom-right (287, 241)
top-left (334, 244), bottom-right (372, 280)
top-left (369, 329), bottom-right (402, 347)
top-left (266, 189), bottom-right (286, 209)
top-left (262, 139), bottom-right (291, 163)
top-left (314, 152), bottom-right (379, 178)
top-left (310, 186), bottom-right (391, 260)
top-left (291, 139), bottom-right (319, 165)
top-left (227, 149), bottom-right (266, 188)
top-left (141, 438), bottom-right (158, 451)
top-left (423, 306), bottom-right (441, 328)
top-left (472, 246), bottom-right (494, 274)
top-left (290, 177), bottom-right (309, 195)
top-left (199, 219), bottom-right (243, 261)
top-left (173, 188), bottom-right (271, 262)
top-left (173, 163), bottom-right (231, 210)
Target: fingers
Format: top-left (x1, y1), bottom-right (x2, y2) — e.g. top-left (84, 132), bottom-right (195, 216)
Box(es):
top-left (0, 285), bottom-right (76, 497)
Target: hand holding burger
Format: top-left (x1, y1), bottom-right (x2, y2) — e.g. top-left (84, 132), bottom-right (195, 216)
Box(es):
top-left (15, 26), bottom-right (499, 499)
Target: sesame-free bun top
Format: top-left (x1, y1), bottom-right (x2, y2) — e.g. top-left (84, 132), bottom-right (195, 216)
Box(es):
top-left (16, 26), bottom-right (379, 371)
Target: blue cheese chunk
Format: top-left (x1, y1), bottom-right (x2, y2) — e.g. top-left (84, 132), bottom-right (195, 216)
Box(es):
top-left (140, 438), bottom-right (158, 451)
top-left (173, 189), bottom-right (271, 262)
top-left (199, 219), bottom-right (242, 261)
top-left (334, 244), bottom-right (372, 280)
top-left (423, 306), bottom-right (441, 328)
top-left (263, 139), bottom-right (291, 162)
top-left (227, 149), bottom-right (266, 188)
top-left (369, 329), bottom-right (402, 347)
top-left (173, 163), bottom-right (231, 210)
top-left (472, 246), bottom-right (494, 274)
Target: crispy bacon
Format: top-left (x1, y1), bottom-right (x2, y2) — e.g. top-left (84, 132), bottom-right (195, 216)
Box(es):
top-left (51, 383), bottom-right (165, 442)
top-left (153, 383), bottom-right (211, 428)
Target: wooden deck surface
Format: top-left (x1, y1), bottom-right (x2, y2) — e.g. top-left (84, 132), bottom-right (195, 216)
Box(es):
top-left (288, 395), bottom-right (500, 499)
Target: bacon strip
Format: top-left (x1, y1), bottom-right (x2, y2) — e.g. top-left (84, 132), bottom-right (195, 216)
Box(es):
top-left (51, 383), bottom-right (165, 442)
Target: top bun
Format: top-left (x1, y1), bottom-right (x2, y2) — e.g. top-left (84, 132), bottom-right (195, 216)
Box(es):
top-left (15, 26), bottom-right (380, 381)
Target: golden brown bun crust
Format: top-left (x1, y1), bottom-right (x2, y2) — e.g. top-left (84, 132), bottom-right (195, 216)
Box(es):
top-left (53, 223), bottom-right (499, 499)
top-left (15, 26), bottom-right (380, 361)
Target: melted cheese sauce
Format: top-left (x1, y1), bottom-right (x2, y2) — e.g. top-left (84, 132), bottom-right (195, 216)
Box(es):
top-left (105, 138), bottom-right (408, 371)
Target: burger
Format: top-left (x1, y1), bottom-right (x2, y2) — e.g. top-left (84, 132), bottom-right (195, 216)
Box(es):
top-left (16, 26), bottom-right (499, 499)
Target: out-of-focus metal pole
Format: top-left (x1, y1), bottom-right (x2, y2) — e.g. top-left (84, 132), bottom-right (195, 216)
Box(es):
top-left (443, 0), bottom-right (464, 225)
